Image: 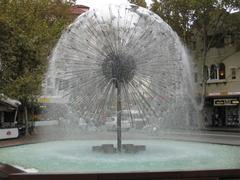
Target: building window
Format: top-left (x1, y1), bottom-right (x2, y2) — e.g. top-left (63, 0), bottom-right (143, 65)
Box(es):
top-left (231, 68), bottom-right (236, 79)
top-left (210, 64), bottom-right (218, 79)
top-left (218, 63), bottom-right (225, 79)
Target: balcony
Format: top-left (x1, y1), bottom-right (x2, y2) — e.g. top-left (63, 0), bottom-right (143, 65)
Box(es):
top-left (207, 79), bottom-right (227, 84)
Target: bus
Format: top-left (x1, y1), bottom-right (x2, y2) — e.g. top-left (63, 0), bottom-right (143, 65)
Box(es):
top-left (0, 95), bottom-right (21, 140)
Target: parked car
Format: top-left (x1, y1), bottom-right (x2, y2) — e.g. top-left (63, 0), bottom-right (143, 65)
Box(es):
top-left (122, 110), bottom-right (147, 129)
top-left (105, 116), bottom-right (131, 131)
top-left (78, 118), bottom-right (88, 129)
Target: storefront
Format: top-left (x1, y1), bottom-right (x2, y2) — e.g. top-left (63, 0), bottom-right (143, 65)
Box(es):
top-left (205, 96), bottom-right (240, 127)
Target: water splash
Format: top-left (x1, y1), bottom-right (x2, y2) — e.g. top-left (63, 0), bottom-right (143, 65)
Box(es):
top-left (45, 4), bottom-right (197, 129)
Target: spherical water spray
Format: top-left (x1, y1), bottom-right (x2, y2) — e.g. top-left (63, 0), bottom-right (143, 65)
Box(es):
top-left (46, 4), bottom-right (194, 152)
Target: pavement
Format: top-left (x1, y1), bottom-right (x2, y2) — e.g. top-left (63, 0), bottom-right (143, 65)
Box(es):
top-left (154, 129), bottom-right (240, 146)
top-left (203, 126), bottom-right (240, 132)
top-left (0, 126), bottom-right (240, 148)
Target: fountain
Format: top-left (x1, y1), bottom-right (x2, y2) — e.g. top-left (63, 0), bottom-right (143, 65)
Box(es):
top-left (44, 4), bottom-right (194, 152)
top-left (1, 4), bottom-right (240, 178)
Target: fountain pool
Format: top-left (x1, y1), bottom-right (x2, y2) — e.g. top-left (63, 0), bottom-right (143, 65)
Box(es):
top-left (43, 3), bottom-right (199, 153)
top-left (1, 140), bottom-right (240, 173)
top-left (2, 4), bottom-right (239, 178)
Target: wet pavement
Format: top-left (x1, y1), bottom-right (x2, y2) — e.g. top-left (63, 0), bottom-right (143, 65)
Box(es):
top-left (1, 126), bottom-right (240, 148)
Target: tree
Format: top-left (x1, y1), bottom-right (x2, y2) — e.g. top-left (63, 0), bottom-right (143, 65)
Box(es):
top-left (0, 0), bottom-right (73, 100)
top-left (190, 0), bottom-right (239, 106)
top-left (129, 0), bottom-right (147, 8)
top-left (0, 0), bottom-right (74, 133)
top-left (150, 0), bottom-right (240, 45)
top-left (0, 19), bottom-right (20, 92)
top-left (150, 0), bottom-right (240, 106)
top-left (0, 0), bottom-right (73, 64)
top-left (150, 0), bottom-right (194, 44)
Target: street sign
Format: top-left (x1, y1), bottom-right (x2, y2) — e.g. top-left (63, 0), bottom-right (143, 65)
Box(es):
top-left (214, 99), bottom-right (239, 106)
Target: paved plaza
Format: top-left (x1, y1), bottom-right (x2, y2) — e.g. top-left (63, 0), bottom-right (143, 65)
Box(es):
top-left (1, 127), bottom-right (240, 148)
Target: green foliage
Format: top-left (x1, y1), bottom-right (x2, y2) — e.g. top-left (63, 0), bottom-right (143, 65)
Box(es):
top-left (151, 0), bottom-right (194, 44)
top-left (150, 0), bottom-right (240, 46)
top-left (4, 71), bottom-right (43, 106)
top-left (150, 0), bottom-right (239, 100)
top-left (129, 0), bottom-right (147, 8)
top-left (0, 0), bottom-right (73, 106)
top-left (1, 0), bottom-right (72, 60)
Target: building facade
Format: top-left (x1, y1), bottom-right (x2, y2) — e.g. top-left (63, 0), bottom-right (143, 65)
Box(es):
top-left (204, 50), bottom-right (240, 127)
top-left (192, 14), bottom-right (240, 127)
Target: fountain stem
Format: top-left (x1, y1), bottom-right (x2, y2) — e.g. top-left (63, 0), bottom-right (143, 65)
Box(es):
top-left (116, 82), bottom-right (122, 152)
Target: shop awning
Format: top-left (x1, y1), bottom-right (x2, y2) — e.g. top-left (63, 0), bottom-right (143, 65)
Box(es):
top-left (0, 94), bottom-right (21, 111)
top-left (207, 92), bottom-right (240, 97)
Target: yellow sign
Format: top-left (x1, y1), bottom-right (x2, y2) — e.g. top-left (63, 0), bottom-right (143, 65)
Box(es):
top-left (38, 98), bottom-right (50, 103)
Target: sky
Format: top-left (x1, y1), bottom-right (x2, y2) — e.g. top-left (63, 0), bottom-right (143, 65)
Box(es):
top-left (76, 0), bottom-right (153, 8)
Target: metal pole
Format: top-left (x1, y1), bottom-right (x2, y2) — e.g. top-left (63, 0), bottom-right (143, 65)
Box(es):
top-left (13, 107), bottom-right (18, 126)
top-left (0, 112), bottom-right (4, 124)
top-left (117, 82), bottom-right (122, 152)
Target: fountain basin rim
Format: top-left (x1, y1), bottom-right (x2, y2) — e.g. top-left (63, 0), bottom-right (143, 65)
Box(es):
top-left (1, 164), bottom-right (240, 180)
top-left (1, 137), bottom-right (240, 149)
top-left (0, 139), bottom-right (239, 149)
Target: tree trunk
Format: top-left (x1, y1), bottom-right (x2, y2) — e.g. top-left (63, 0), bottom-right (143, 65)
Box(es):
top-left (199, 26), bottom-right (209, 128)
top-left (201, 27), bottom-right (208, 108)
top-left (24, 106), bottom-right (29, 136)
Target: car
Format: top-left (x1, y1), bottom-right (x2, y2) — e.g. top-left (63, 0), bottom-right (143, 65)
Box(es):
top-left (78, 118), bottom-right (88, 129)
top-left (105, 116), bottom-right (131, 131)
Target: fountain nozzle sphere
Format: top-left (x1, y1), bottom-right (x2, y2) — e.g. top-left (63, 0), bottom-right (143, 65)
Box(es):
top-left (102, 53), bottom-right (136, 84)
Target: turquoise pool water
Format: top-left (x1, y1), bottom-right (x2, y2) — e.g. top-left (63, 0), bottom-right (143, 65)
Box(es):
top-left (0, 140), bottom-right (240, 173)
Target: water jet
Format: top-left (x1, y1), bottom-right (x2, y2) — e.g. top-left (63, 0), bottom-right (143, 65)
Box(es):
top-left (1, 4), bottom-right (240, 178)
top-left (45, 4), bottom-right (193, 152)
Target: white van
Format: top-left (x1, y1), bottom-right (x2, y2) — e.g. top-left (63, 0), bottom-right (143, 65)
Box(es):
top-left (105, 116), bottom-right (131, 131)
top-left (122, 110), bottom-right (146, 129)
top-left (105, 109), bottom-right (146, 130)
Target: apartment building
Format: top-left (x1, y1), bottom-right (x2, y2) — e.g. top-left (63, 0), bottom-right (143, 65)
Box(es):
top-left (192, 13), bottom-right (240, 127)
